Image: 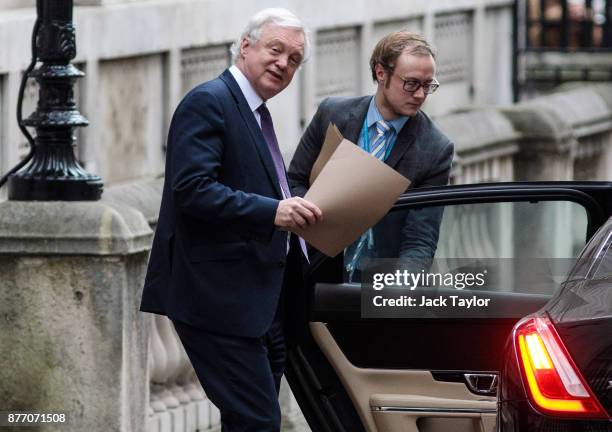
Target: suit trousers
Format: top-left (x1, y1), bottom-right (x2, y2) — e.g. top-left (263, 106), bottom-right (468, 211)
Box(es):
top-left (173, 311), bottom-right (286, 432)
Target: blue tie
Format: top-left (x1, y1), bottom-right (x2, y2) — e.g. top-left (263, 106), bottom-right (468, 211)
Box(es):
top-left (371, 120), bottom-right (391, 160)
top-left (346, 120), bottom-right (392, 281)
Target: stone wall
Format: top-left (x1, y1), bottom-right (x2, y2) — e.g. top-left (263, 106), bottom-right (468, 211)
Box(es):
top-left (0, 201), bottom-right (152, 432)
top-left (93, 55), bottom-right (166, 183)
top-left (0, 0), bottom-right (514, 192)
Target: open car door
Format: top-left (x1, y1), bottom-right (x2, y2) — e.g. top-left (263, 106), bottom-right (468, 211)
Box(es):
top-left (284, 182), bottom-right (612, 432)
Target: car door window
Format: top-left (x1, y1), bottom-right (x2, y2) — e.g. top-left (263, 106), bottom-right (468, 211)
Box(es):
top-left (344, 200), bottom-right (588, 295)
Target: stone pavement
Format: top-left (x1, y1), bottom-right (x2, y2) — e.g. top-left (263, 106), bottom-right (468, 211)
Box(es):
top-left (207, 406), bottom-right (311, 431)
top-left (208, 414), bottom-right (310, 432)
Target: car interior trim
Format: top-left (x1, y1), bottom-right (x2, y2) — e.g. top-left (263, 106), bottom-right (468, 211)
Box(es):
top-left (309, 321), bottom-right (495, 432)
top-left (372, 406), bottom-right (498, 414)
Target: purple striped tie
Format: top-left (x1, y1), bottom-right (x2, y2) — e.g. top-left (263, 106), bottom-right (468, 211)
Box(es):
top-left (257, 104), bottom-right (308, 260)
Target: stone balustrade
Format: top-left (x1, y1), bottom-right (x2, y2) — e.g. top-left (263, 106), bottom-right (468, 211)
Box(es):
top-left (437, 83), bottom-right (612, 184)
top-left (104, 179), bottom-right (222, 432)
top-left (436, 108), bottom-right (521, 183)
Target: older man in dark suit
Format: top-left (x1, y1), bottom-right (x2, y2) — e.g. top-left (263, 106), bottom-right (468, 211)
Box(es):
top-left (140, 8), bottom-right (322, 431)
top-left (288, 31), bottom-right (453, 279)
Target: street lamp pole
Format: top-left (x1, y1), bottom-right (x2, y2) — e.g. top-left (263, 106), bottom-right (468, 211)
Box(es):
top-left (8, 0), bottom-right (103, 201)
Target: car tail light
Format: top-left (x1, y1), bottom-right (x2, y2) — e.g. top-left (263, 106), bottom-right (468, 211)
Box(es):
top-left (514, 314), bottom-right (609, 419)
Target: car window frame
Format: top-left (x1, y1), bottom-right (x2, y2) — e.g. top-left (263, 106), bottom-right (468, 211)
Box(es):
top-left (307, 185), bottom-right (606, 280)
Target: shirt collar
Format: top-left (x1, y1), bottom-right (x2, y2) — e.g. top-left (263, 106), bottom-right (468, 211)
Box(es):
top-left (229, 65), bottom-right (263, 113)
top-left (366, 96), bottom-right (409, 133)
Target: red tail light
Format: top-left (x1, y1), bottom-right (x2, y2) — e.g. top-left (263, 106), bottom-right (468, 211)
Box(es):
top-left (514, 314), bottom-right (609, 419)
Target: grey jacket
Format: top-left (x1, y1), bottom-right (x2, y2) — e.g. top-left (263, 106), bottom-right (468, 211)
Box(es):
top-left (288, 95), bottom-right (454, 261)
top-left (288, 95), bottom-right (454, 197)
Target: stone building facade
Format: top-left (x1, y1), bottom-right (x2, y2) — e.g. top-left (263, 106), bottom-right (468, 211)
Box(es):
top-left (0, 0), bottom-right (514, 195)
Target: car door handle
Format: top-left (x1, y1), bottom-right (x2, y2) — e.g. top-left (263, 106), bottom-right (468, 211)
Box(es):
top-left (464, 373), bottom-right (498, 396)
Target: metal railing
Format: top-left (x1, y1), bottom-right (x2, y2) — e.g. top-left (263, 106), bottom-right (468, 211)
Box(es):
top-left (514, 0), bottom-right (612, 100)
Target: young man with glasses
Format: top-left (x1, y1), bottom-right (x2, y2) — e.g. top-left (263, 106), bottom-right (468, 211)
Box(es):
top-left (288, 31), bottom-right (453, 275)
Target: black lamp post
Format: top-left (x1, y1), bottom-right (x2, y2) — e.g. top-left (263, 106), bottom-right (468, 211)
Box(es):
top-left (8, 0), bottom-right (103, 201)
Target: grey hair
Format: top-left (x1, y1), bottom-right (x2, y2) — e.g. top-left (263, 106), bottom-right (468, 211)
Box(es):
top-left (230, 8), bottom-right (311, 64)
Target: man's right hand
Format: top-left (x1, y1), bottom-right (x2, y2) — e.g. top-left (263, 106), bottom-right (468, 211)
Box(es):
top-left (275, 197), bottom-right (323, 231)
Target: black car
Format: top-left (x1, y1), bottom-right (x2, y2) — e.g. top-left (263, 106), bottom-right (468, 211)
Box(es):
top-left (499, 215), bottom-right (612, 431)
top-left (282, 181), bottom-right (612, 432)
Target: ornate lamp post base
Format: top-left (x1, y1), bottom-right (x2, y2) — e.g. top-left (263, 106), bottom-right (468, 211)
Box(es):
top-left (8, 0), bottom-right (103, 201)
top-left (9, 176), bottom-right (103, 201)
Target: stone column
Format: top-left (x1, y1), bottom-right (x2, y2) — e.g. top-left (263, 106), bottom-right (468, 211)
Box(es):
top-left (0, 201), bottom-right (152, 432)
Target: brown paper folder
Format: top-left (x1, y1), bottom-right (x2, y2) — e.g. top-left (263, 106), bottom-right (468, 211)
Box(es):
top-left (293, 124), bottom-right (410, 257)
top-left (309, 123), bottom-right (343, 185)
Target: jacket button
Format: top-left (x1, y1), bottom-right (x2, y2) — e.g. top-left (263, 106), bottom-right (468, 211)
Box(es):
top-left (278, 260), bottom-right (286, 268)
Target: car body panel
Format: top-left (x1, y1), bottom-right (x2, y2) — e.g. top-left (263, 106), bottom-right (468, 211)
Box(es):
top-left (499, 215), bottom-right (612, 431)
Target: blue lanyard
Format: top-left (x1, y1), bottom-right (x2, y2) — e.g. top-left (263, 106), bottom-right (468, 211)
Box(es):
top-left (361, 119), bottom-right (371, 152)
top-left (361, 117), bottom-right (394, 160)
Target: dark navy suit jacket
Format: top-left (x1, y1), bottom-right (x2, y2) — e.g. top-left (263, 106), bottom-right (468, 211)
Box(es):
top-left (140, 69), bottom-right (293, 338)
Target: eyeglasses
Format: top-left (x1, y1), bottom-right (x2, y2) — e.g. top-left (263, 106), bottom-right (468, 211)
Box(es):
top-left (399, 77), bottom-right (440, 94)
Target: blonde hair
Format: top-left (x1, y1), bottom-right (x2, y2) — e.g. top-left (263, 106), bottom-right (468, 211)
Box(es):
top-left (369, 31), bottom-right (436, 81)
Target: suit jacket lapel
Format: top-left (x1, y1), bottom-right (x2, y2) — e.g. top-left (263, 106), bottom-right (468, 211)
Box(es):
top-left (342, 96), bottom-right (371, 144)
top-left (220, 70), bottom-right (283, 199)
top-left (385, 111), bottom-right (420, 169)
top-left (340, 95), bottom-right (418, 170)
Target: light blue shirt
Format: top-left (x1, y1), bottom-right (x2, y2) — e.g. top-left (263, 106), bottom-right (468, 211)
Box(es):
top-left (357, 96), bottom-right (409, 160)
